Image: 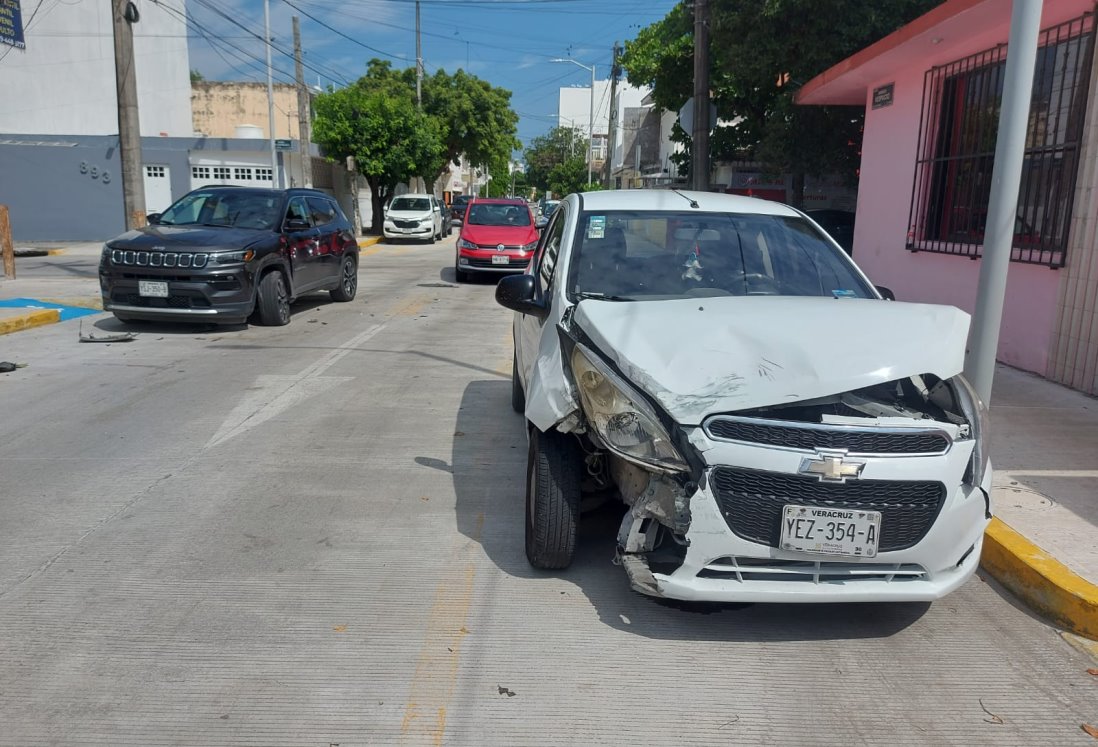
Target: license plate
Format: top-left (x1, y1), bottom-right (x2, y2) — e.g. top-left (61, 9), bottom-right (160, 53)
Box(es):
top-left (138, 280), bottom-right (169, 298)
top-left (491, 255), bottom-right (510, 265)
top-left (780, 505), bottom-right (881, 558)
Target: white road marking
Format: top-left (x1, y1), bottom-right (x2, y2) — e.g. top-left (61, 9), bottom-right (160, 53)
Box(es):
top-left (205, 323), bottom-right (385, 448)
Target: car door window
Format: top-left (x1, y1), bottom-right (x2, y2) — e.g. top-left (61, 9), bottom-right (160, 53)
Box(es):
top-left (306, 197), bottom-right (336, 226)
top-left (537, 204), bottom-right (567, 292)
top-left (285, 197), bottom-right (312, 228)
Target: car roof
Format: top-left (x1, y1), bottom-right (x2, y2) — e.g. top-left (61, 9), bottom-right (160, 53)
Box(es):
top-left (392, 193), bottom-right (435, 199)
top-left (189, 186), bottom-right (332, 199)
top-left (470, 198), bottom-right (527, 205)
top-left (573, 189), bottom-right (803, 217)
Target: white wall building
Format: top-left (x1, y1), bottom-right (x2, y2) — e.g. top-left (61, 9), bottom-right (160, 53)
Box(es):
top-left (0, 0), bottom-right (192, 137)
top-left (558, 80), bottom-right (648, 163)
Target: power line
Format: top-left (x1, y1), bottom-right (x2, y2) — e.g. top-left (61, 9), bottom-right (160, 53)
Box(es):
top-left (281, 0), bottom-right (407, 62)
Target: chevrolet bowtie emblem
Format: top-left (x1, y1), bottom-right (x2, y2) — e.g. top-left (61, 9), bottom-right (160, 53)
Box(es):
top-left (799, 453), bottom-right (866, 482)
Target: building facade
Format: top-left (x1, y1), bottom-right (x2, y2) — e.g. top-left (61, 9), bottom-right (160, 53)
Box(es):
top-left (797, 0), bottom-right (1098, 395)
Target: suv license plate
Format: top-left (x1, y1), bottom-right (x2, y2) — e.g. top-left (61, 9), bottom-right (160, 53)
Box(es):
top-left (491, 255), bottom-right (509, 265)
top-left (138, 280), bottom-right (169, 298)
top-left (780, 505), bottom-right (881, 558)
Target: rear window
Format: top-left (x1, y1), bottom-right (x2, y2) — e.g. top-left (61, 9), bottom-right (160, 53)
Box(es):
top-left (568, 210), bottom-right (873, 300)
top-left (390, 197), bottom-right (431, 211)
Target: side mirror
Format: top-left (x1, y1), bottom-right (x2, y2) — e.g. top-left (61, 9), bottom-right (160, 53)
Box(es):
top-left (146, 213), bottom-right (162, 225)
top-left (535, 216), bottom-right (549, 231)
top-left (496, 274), bottom-right (548, 318)
top-left (876, 285), bottom-right (896, 301)
top-left (285, 218), bottom-right (310, 231)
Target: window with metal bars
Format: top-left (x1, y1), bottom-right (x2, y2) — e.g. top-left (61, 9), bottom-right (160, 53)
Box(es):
top-left (907, 12), bottom-right (1095, 267)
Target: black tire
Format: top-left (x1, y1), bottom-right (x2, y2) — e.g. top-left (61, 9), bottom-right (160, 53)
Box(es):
top-left (256, 270), bottom-right (291, 326)
top-left (511, 351), bottom-right (525, 414)
top-left (455, 261), bottom-right (468, 283)
top-left (525, 427), bottom-right (582, 569)
top-left (329, 255), bottom-right (358, 302)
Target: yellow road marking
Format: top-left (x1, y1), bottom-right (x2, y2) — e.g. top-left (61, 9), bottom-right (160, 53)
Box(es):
top-left (391, 296), bottom-right (429, 317)
top-left (0, 309), bottom-right (60, 336)
top-left (400, 514), bottom-right (483, 746)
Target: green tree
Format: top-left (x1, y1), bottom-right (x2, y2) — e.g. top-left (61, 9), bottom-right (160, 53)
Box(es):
top-left (190, 69), bottom-right (205, 83)
top-left (524, 126), bottom-right (589, 196)
top-left (312, 62), bottom-right (443, 233)
top-left (622, 0), bottom-right (937, 205)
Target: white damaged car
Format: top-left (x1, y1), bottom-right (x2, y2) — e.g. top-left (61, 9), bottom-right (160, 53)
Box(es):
top-left (497, 190), bottom-right (991, 603)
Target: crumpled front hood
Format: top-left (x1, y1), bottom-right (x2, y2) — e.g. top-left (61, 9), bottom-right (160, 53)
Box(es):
top-left (572, 296), bottom-right (971, 425)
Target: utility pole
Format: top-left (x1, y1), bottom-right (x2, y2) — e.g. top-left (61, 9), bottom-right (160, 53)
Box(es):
top-left (263, 0), bottom-right (278, 187)
top-left (293, 16), bottom-right (311, 189)
top-left (691, 0), bottom-right (710, 192)
top-left (111, 0), bottom-right (146, 229)
top-left (965, 0), bottom-right (1043, 405)
top-left (605, 41), bottom-right (622, 190)
top-left (415, 1), bottom-right (423, 107)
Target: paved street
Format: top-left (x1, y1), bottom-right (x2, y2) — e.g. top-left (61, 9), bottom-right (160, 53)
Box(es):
top-left (1, 237), bottom-right (1096, 746)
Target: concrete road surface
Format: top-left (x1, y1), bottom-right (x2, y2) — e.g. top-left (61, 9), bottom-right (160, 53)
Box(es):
top-left (1, 237), bottom-right (1095, 746)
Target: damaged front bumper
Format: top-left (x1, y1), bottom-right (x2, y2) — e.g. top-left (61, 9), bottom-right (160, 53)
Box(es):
top-left (616, 429), bottom-right (992, 604)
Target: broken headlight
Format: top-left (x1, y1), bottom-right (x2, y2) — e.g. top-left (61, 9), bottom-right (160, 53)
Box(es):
top-left (953, 375), bottom-right (990, 486)
top-left (571, 345), bottom-right (688, 473)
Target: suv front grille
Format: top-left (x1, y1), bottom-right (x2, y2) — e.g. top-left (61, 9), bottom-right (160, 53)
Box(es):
top-left (111, 249), bottom-right (209, 269)
top-left (710, 467), bottom-right (946, 552)
top-left (113, 292), bottom-right (211, 309)
top-left (704, 416), bottom-right (951, 455)
top-left (393, 219), bottom-right (421, 229)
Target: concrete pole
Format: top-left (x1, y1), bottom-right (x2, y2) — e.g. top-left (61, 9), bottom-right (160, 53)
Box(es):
top-left (606, 42), bottom-right (621, 189)
top-left (691, 0), bottom-right (710, 191)
top-left (264, 0), bottom-right (279, 188)
top-left (111, 0), bottom-right (146, 229)
top-left (965, 0), bottom-right (1043, 405)
top-left (1, 205), bottom-right (15, 279)
top-left (587, 64), bottom-right (594, 187)
top-left (293, 16), bottom-right (311, 188)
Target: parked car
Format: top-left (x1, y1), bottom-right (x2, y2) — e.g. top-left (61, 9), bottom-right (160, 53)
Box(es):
top-left (451, 194), bottom-right (473, 224)
top-left (454, 198), bottom-right (539, 282)
top-left (441, 206), bottom-right (454, 238)
top-left (806, 208), bottom-right (856, 255)
top-left (498, 189), bottom-right (990, 604)
top-left (100, 187), bottom-right (359, 326)
top-left (383, 193), bottom-right (444, 243)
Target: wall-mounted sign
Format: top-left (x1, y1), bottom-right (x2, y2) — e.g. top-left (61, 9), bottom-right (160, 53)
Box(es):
top-left (275, 138), bottom-right (293, 151)
top-left (872, 83), bottom-right (894, 110)
top-left (0, 0), bottom-right (25, 50)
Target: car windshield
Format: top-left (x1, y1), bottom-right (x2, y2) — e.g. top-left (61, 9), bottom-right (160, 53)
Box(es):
top-left (158, 191), bottom-right (281, 230)
top-left (454, 196), bottom-right (472, 205)
top-left (390, 197), bottom-right (431, 212)
top-left (466, 203), bottom-right (531, 227)
top-left (543, 202), bottom-right (560, 216)
top-left (569, 210), bottom-right (873, 300)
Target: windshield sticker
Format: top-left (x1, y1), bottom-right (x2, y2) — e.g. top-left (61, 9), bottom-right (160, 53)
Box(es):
top-left (587, 216), bottom-right (606, 239)
top-left (832, 289), bottom-right (857, 298)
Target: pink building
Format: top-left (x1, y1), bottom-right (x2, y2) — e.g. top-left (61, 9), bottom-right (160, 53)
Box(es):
top-left (797, 0), bottom-right (1098, 395)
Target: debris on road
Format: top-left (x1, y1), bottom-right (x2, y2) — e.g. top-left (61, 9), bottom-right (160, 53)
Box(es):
top-left (497, 686), bottom-right (516, 697)
top-left (979, 699), bottom-right (1004, 725)
top-left (79, 329), bottom-right (136, 343)
top-left (1083, 724), bottom-right (1098, 739)
top-left (0, 361), bottom-right (28, 373)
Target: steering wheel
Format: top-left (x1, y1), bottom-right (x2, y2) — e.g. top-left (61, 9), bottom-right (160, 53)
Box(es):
top-left (741, 273), bottom-right (781, 295)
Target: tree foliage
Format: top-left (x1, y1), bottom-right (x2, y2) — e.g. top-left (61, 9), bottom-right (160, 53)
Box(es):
top-left (523, 126), bottom-right (593, 197)
top-left (312, 60), bottom-right (519, 232)
top-left (621, 0), bottom-right (937, 204)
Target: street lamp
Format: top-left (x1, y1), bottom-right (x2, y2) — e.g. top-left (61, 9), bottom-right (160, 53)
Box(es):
top-left (550, 58), bottom-right (595, 186)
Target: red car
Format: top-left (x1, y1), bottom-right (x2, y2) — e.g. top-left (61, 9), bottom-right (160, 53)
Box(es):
top-left (454, 198), bottom-right (539, 282)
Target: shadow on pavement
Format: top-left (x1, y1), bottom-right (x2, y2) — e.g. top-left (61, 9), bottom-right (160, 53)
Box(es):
top-left (446, 379), bottom-right (931, 642)
top-left (92, 292), bottom-right (339, 335)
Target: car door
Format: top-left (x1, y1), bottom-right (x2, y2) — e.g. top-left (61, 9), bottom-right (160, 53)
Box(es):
top-left (284, 196), bottom-right (323, 290)
top-left (516, 201), bottom-right (567, 392)
top-left (306, 196), bottom-right (340, 285)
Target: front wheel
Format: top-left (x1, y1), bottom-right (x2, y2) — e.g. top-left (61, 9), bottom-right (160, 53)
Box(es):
top-left (256, 271), bottom-right (291, 326)
top-left (329, 256), bottom-right (358, 302)
top-left (525, 427), bottom-right (582, 569)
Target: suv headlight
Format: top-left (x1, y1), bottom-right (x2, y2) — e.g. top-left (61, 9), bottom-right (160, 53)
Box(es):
top-left (953, 375), bottom-right (990, 486)
top-left (213, 249), bottom-right (255, 264)
top-left (571, 345), bottom-right (688, 473)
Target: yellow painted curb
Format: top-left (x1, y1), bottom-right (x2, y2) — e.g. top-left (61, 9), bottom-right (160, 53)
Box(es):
top-left (0, 308), bottom-right (61, 335)
top-left (981, 517), bottom-right (1098, 641)
top-left (360, 236), bottom-right (382, 247)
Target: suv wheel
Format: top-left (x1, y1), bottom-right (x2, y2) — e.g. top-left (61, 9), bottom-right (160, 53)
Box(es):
top-left (511, 351), bottom-right (525, 413)
top-left (330, 255), bottom-right (357, 302)
top-left (525, 427), bottom-right (581, 569)
top-left (256, 271), bottom-right (291, 326)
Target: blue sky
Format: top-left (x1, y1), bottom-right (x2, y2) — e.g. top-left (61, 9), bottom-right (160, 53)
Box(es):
top-left (182, 0), bottom-right (679, 151)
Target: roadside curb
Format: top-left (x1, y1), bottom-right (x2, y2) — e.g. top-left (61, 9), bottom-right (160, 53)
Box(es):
top-left (981, 517), bottom-right (1098, 641)
top-left (14, 248), bottom-right (65, 257)
top-left (361, 236), bottom-right (381, 247)
top-left (0, 308), bottom-right (61, 335)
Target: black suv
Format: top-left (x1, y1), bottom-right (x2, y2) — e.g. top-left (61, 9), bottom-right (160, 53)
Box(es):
top-left (100, 187), bottom-right (360, 326)
top-left (450, 194), bottom-right (472, 223)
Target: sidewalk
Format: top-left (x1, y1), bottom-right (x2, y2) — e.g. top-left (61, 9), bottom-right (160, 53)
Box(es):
top-left (1, 248), bottom-right (1096, 637)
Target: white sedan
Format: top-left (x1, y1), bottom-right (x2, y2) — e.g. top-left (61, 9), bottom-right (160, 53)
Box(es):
top-left (497, 189), bottom-right (991, 604)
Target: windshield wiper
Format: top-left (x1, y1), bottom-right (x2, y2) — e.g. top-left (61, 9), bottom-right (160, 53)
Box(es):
top-left (574, 291), bottom-right (635, 301)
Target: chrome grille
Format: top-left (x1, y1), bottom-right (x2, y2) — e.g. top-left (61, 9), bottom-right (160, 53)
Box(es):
top-left (112, 249), bottom-right (208, 269)
top-left (393, 219), bottom-right (421, 228)
top-left (697, 557), bottom-right (928, 584)
top-left (704, 415), bottom-right (951, 455)
top-left (710, 467), bottom-right (946, 552)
